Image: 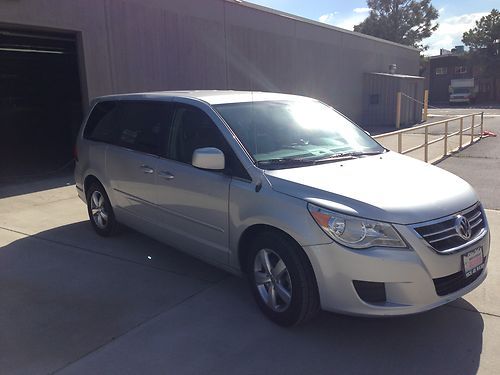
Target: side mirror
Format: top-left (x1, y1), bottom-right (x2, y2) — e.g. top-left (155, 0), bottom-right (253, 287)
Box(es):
top-left (192, 147), bottom-right (225, 170)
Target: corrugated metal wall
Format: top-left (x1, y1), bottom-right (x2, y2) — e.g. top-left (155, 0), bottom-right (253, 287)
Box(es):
top-left (0, 0), bottom-right (420, 123)
top-left (363, 73), bottom-right (424, 127)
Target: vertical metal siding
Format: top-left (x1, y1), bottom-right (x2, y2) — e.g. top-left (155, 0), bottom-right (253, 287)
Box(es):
top-left (0, 0), bottom-right (420, 123)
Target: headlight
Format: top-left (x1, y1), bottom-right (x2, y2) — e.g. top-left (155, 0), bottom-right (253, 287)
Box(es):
top-left (308, 203), bottom-right (407, 249)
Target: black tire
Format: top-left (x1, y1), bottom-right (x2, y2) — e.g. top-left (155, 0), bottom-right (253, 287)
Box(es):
top-left (86, 182), bottom-right (118, 237)
top-left (247, 231), bottom-right (320, 326)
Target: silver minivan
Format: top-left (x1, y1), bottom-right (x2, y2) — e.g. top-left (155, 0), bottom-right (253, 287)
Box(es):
top-left (75, 91), bottom-right (489, 326)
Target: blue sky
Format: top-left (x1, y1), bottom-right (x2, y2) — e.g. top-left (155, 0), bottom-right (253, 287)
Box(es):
top-left (248, 0), bottom-right (497, 55)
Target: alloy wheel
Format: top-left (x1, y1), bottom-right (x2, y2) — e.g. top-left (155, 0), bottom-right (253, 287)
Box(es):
top-left (90, 190), bottom-right (108, 229)
top-left (253, 248), bottom-right (293, 312)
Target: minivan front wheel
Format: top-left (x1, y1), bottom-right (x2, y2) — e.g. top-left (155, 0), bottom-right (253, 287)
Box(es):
top-left (86, 183), bottom-right (117, 236)
top-left (254, 248), bottom-right (293, 313)
top-left (248, 232), bottom-right (320, 326)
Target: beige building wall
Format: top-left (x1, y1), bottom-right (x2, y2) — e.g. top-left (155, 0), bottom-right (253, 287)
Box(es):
top-left (0, 0), bottom-right (419, 123)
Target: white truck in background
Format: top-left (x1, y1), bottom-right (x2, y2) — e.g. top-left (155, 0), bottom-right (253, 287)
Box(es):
top-left (449, 78), bottom-right (478, 105)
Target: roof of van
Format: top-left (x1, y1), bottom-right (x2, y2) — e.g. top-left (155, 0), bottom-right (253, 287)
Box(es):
top-left (95, 90), bottom-right (313, 105)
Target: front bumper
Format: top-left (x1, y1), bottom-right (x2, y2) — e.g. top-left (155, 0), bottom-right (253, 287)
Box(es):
top-left (303, 225), bottom-right (490, 316)
top-left (449, 98), bottom-right (471, 103)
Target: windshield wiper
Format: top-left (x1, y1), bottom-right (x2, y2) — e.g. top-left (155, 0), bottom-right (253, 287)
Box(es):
top-left (338, 150), bottom-right (384, 157)
top-left (257, 150), bottom-right (385, 168)
top-left (256, 157), bottom-right (315, 168)
top-left (311, 150), bottom-right (385, 164)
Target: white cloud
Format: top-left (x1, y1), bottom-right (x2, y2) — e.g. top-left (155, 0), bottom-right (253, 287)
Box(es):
top-left (423, 12), bottom-right (488, 56)
top-left (318, 12), bottom-right (338, 24)
top-left (353, 7), bottom-right (370, 14)
top-left (335, 14), bottom-right (368, 31)
top-left (318, 10), bottom-right (367, 31)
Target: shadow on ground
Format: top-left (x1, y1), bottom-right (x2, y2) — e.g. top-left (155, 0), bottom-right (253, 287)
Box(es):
top-left (0, 221), bottom-right (485, 375)
top-left (0, 170), bottom-right (75, 199)
top-left (62, 274), bottom-right (485, 375)
top-left (0, 221), bottom-right (226, 374)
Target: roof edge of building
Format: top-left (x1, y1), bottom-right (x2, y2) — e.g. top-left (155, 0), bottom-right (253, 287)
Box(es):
top-left (229, 0), bottom-right (419, 53)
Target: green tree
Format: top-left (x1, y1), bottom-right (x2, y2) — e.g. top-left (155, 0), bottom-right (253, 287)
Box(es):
top-left (462, 9), bottom-right (500, 51)
top-left (353, 0), bottom-right (439, 50)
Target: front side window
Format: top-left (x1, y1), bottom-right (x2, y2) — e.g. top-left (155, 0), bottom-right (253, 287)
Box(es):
top-left (168, 105), bottom-right (227, 164)
top-left (214, 100), bottom-right (384, 169)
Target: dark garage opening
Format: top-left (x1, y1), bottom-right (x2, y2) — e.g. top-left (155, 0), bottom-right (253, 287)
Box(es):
top-left (0, 27), bottom-right (83, 181)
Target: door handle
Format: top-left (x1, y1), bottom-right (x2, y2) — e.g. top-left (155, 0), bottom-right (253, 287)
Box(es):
top-left (158, 171), bottom-right (175, 180)
top-left (140, 165), bottom-right (154, 174)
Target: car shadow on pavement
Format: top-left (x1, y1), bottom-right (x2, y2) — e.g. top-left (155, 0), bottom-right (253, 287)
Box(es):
top-left (299, 303), bottom-right (483, 374)
top-left (0, 221), bottom-right (228, 374)
top-left (63, 270), bottom-right (484, 375)
top-left (0, 221), bottom-right (485, 375)
top-left (133, 273), bottom-right (484, 375)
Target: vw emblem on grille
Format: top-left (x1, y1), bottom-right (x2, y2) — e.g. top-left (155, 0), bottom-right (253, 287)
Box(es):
top-left (455, 215), bottom-right (472, 240)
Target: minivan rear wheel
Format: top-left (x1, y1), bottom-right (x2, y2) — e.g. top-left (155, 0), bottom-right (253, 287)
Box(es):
top-left (86, 182), bottom-right (117, 236)
top-left (247, 232), bottom-right (320, 326)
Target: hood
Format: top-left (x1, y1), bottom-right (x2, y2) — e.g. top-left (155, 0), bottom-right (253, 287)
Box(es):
top-left (264, 151), bottom-right (478, 225)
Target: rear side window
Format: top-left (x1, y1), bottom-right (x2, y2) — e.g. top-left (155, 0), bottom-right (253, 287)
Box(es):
top-left (84, 100), bottom-right (174, 156)
top-left (115, 101), bottom-right (174, 155)
top-left (83, 101), bottom-right (118, 143)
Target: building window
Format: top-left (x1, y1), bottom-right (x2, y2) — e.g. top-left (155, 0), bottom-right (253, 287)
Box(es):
top-left (435, 67), bottom-right (448, 75)
top-left (454, 66), bottom-right (468, 74)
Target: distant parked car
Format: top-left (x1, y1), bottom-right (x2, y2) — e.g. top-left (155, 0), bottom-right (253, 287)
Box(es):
top-left (75, 91), bottom-right (489, 326)
top-left (449, 78), bottom-right (478, 105)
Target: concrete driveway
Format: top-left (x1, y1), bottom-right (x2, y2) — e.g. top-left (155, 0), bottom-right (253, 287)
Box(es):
top-left (1, 109), bottom-right (499, 374)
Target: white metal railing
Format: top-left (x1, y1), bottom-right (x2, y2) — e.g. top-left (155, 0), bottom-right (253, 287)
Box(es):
top-left (373, 112), bottom-right (484, 163)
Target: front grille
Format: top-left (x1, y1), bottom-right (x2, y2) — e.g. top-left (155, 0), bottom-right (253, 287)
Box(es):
top-left (433, 269), bottom-right (483, 296)
top-left (413, 203), bottom-right (485, 253)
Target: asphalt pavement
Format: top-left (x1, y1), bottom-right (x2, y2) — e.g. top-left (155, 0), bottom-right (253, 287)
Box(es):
top-left (435, 107), bottom-right (500, 210)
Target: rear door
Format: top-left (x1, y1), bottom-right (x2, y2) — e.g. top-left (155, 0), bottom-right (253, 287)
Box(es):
top-left (106, 100), bottom-right (174, 223)
top-left (154, 103), bottom-right (232, 263)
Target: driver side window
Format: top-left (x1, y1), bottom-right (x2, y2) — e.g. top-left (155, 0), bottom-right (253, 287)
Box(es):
top-left (168, 104), bottom-right (226, 164)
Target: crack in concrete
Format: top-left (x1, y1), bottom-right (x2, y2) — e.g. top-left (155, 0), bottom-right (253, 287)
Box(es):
top-left (445, 303), bottom-right (500, 319)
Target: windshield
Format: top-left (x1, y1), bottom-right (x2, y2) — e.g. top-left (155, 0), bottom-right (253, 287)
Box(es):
top-left (214, 100), bottom-right (384, 168)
